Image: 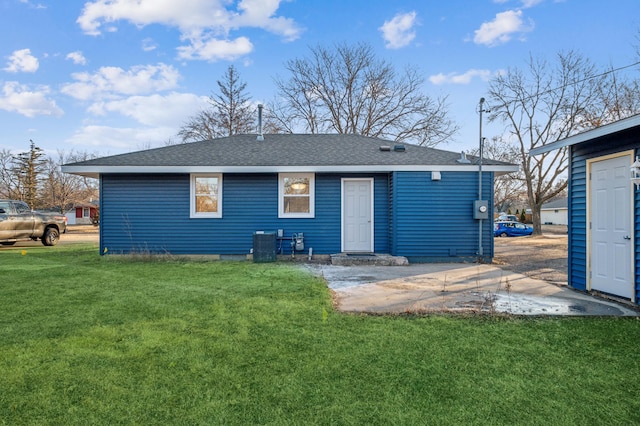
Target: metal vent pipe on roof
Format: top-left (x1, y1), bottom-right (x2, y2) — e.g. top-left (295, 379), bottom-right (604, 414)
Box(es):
top-left (257, 104), bottom-right (264, 141)
top-left (456, 151), bottom-right (471, 164)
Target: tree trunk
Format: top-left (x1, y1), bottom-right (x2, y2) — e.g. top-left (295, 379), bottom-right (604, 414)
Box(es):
top-left (530, 202), bottom-right (542, 235)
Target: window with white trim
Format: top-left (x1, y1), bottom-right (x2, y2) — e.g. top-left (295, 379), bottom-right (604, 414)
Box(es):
top-left (279, 173), bottom-right (314, 218)
top-left (190, 174), bottom-right (222, 218)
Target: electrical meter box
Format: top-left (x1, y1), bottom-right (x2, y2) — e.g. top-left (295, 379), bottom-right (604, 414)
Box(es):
top-left (474, 200), bottom-right (489, 220)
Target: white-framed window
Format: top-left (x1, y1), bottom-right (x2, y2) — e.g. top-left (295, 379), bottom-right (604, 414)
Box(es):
top-left (83, 207), bottom-right (90, 218)
top-left (279, 173), bottom-right (315, 218)
top-left (190, 174), bottom-right (222, 218)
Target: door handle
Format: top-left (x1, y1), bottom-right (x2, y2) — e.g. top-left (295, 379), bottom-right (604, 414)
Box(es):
top-left (623, 236), bottom-right (631, 240)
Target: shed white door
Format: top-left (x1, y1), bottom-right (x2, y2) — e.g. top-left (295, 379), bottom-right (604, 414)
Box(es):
top-left (342, 179), bottom-right (373, 252)
top-left (590, 154), bottom-right (633, 299)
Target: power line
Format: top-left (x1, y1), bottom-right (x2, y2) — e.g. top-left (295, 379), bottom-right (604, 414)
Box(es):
top-left (487, 59), bottom-right (640, 108)
top-left (542, 60), bottom-right (640, 97)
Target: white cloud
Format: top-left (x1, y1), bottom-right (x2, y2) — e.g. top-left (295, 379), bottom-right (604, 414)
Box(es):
top-left (3, 49), bottom-right (39, 73)
top-left (232, 0), bottom-right (301, 42)
top-left (66, 51), bottom-right (87, 65)
top-left (473, 10), bottom-right (533, 46)
top-left (88, 92), bottom-right (207, 127)
top-left (67, 125), bottom-right (177, 150)
top-left (379, 11), bottom-right (417, 49)
top-left (60, 63), bottom-right (181, 100)
top-left (19, 0), bottom-right (46, 9)
top-left (521, 0), bottom-right (543, 8)
top-left (142, 38), bottom-right (157, 52)
top-left (0, 81), bottom-right (63, 117)
top-left (66, 91), bottom-right (212, 152)
top-left (77, 0), bottom-right (302, 61)
top-left (429, 69), bottom-right (493, 85)
top-left (77, 0), bottom-right (226, 36)
top-left (492, 0), bottom-right (542, 6)
top-left (177, 36), bottom-right (253, 61)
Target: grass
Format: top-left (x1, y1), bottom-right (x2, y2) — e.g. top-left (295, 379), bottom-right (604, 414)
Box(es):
top-left (1, 243), bottom-right (640, 425)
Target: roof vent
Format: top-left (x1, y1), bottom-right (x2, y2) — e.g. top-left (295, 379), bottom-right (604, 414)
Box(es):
top-left (393, 144), bottom-right (406, 152)
top-left (256, 104), bottom-right (264, 141)
top-left (456, 151), bottom-right (471, 164)
top-left (379, 145), bottom-right (391, 152)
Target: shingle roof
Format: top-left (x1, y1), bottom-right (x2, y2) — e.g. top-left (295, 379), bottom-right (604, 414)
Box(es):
top-left (541, 198), bottom-right (568, 210)
top-left (63, 134), bottom-right (518, 177)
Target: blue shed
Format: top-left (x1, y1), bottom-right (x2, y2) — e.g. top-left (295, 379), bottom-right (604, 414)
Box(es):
top-left (62, 134), bottom-right (517, 263)
top-left (530, 114), bottom-right (640, 305)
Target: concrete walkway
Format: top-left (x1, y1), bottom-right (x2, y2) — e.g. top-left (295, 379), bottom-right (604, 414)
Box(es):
top-left (304, 263), bottom-right (639, 316)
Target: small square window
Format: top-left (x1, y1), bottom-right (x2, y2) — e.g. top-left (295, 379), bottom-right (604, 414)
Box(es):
top-left (191, 174), bottom-right (222, 218)
top-left (279, 173), bottom-right (314, 218)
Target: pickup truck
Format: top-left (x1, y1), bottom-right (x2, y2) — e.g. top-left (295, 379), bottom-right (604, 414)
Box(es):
top-left (0, 199), bottom-right (67, 246)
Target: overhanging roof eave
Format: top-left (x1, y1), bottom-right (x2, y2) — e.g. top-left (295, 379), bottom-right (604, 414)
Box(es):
top-left (529, 113), bottom-right (640, 156)
top-left (62, 164), bottom-right (519, 177)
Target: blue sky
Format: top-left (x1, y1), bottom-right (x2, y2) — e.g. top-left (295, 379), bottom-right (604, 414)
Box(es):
top-left (1, 0), bottom-right (639, 158)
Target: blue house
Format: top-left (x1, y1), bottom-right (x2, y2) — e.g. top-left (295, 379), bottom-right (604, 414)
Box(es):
top-left (530, 114), bottom-right (640, 304)
top-left (62, 134), bottom-right (516, 263)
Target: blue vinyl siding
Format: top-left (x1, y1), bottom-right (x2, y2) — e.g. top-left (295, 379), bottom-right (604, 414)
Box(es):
top-left (390, 171), bottom-right (494, 262)
top-left (99, 171), bottom-right (492, 262)
top-left (388, 173), bottom-right (396, 255)
top-left (568, 150), bottom-right (588, 291)
top-left (100, 173), bottom-right (389, 256)
top-left (569, 129), bottom-right (640, 303)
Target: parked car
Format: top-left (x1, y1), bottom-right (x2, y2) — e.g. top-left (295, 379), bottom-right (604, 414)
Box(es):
top-left (0, 199), bottom-right (67, 246)
top-left (497, 214), bottom-right (520, 222)
top-left (494, 221), bottom-right (533, 237)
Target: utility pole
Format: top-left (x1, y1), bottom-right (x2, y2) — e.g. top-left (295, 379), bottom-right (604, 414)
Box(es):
top-left (477, 98), bottom-right (489, 260)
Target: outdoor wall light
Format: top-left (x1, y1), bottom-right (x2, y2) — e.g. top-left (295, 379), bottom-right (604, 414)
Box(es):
top-left (631, 156), bottom-right (640, 189)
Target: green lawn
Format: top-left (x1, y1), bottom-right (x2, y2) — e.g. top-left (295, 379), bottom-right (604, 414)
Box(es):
top-left (1, 243), bottom-right (639, 425)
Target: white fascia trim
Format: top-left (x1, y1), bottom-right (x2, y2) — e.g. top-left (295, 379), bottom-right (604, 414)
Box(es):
top-left (62, 164), bottom-right (520, 178)
top-left (529, 114), bottom-right (640, 156)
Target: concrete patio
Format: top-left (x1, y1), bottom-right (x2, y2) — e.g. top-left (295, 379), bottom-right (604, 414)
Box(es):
top-left (304, 263), bottom-right (639, 316)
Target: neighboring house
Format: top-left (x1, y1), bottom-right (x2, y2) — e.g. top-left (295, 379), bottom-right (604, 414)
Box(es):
top-left (66, 203), bottom-right (99, 225)
top-left (62, 134), bottom-right (517, 262)
top-left (540, 198), bottom-right (568, 225)
top-left (530, 114), bottom-right (640, 305)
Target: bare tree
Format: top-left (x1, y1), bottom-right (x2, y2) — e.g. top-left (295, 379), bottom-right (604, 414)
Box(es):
top-left (487, 50), bottom-right (620, 235)
top-left (491, 34), bottom-right (640, 227)
top-left (0, 149), bottom-right (20, 199)
top-left (270, 42), bottom-right (458, 146)
top-left (1, 146), bottom-right (98, 211)
top-left (470, 136), bottom-right (527, 213)
top-left (41, 151), bottom-right (99, 213)
top-left (584, 66), bottom-right (640, 126)
top-left (178, 65), bottom-right (256, 142)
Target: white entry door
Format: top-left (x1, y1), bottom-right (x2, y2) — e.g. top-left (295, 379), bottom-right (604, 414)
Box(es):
top-left (342, 179), bottom-right (373, 252)
top-left (590, 154), bottom-right (633, 299)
